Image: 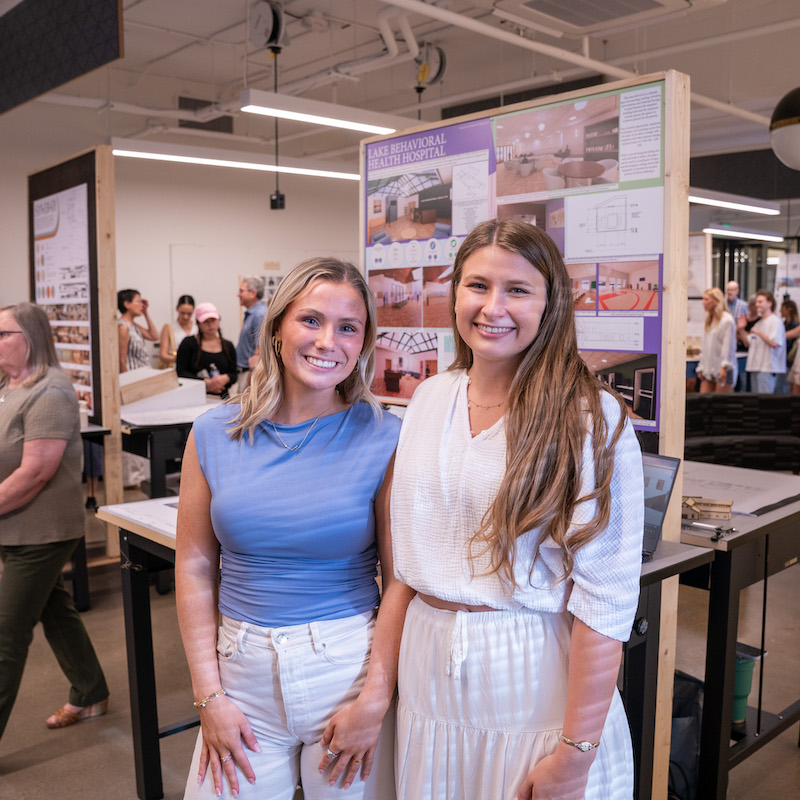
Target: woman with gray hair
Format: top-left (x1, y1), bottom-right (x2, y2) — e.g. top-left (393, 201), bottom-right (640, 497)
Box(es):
top-left (0, 303), bottom-right (108, 739)
top-left (176, 258), bottom-right (409, 799)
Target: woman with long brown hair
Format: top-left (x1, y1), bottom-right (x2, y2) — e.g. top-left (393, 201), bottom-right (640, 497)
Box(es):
top-left (697, 287), bottom-right (736, 393)
top-left (391, 219), bottom-right (643, 799)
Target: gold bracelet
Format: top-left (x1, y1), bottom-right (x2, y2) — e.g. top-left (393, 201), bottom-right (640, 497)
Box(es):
top-left (193, 689), bottom-right (226, 708)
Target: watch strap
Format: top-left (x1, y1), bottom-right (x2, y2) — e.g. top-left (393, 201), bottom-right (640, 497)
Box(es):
top-left (560, 734), bottom-right (600, 752)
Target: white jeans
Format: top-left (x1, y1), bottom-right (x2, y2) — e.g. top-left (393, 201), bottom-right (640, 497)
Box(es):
top-left (184, 610), bottom-right (395, 800)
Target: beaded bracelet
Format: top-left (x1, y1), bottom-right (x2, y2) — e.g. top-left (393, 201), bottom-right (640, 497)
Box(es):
top-left (193, 688), bottom-right (226, 708)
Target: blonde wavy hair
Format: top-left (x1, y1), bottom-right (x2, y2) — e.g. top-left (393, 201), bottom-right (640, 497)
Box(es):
top-left (449, 219), bottom-right (629, 587)
top-left (226, 257), bottom-right (381, 442)
top-left (703, 287), bottom-right (729, 332)
top-left (0, 303), bottom-right (61, 389)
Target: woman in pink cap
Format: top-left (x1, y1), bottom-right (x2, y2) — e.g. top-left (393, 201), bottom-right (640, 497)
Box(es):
top-left (176, 302), bottom-right (237, 399)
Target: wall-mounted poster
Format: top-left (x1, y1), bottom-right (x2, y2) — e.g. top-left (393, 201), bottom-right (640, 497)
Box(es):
top-left (362, 78), bottom-right (668, 431)
top-left (32, 183), bottom-right (96, 412)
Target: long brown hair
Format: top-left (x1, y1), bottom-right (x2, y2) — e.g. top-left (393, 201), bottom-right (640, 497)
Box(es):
top-left (227, 257), bottom-right (381, 442)
top-left (449, 219), bottom-right (628, 587)
top-left (0, 302), bottom-right (61, 389)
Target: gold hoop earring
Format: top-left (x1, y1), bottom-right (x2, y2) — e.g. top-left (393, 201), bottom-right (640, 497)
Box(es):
top-left (271, 336), bottom-right (282, 357)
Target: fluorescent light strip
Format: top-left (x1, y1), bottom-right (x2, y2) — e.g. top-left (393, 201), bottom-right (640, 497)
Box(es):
top-left (702, 227), bottom-right (785, 243)
top-left (689, 187), bottom-right (780, 216)
top-left (240, 88), bottom-right (415, 136)
top-left (241, 104), bottom-right (396, 135)
top-left (111, 144), bottom-right (360, 182)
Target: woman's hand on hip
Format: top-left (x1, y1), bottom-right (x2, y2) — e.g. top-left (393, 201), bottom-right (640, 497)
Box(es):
top-left (197, 697), bottom-right (261, 797)
top-left (317, 691), bottom-right (389, 790)
top-left (515, 744), bottom-right (594, 800)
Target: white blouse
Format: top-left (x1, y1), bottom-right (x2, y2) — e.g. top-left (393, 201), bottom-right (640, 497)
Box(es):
top-left (391, 370), bottom-right (645, 642)
top-left (697, 311), bottom-right (736, 383)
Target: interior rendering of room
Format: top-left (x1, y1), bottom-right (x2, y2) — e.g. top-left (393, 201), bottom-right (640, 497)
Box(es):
top-left (495, 94), bottom-right (619, 198)
top-left (368, 267), bottom-right (423, 327)
top-left (422, 265), bottom-right (452, 327)
top-left (566, 262), bottom-right (598, 312)
top-left (366, 168), bottom-right (453, 244)
top-left (582, 351), bottom-right (659, 421)
top-left (598, 260), bottom-right (660, 312)
top-left (371, 330), bottom-right (438, 398)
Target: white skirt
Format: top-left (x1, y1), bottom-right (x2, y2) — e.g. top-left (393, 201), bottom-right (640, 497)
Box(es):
top-left (396, 596), bottom-right (633, 800)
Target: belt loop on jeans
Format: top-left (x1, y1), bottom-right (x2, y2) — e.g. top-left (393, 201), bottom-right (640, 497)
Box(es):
top-left (446, 611), bottom-right (468, 681)
top-left (236, 622), bottom-right (249, 655)
top-left (309, 621), bottom-right (325, 655)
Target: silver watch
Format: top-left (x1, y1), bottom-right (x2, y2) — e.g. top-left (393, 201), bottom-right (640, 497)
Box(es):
top-left (560, 734), bottom-right (600, 752)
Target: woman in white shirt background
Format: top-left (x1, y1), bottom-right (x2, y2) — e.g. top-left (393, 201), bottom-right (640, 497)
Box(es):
top-left (697, 287), bottom-right (736, 394)
top-left (390, 219), bottom-right (644, 800)
top-left (745, 290), bottom-right (786, 394)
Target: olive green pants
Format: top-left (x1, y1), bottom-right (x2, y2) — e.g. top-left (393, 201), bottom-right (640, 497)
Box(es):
top-left (0, 538), bottom-right (108, 739)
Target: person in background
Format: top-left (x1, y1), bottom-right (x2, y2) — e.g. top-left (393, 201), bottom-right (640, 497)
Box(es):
top-left (390, 219), bottom-right (643, 800)
top-left (697, 287), bottom-right (737, 394)
top-left (118, 288), bottom-right (159, 372)
top-left (778, 299), bottom-right (800, 394)
top-left (159, 295), bottom-right (197, 368)
top-left (176, 258), bottom-right (406, 799)
top-left (235, 276), bottom-right (267, 391)
top-left (0, 303), bottom-right (109, 739)
top-left (726, 281), bottom-right (748, 323)
top-left (176, 303), bottom-right (237, 399)
top-left (745, 290), bottom-right (786, 394)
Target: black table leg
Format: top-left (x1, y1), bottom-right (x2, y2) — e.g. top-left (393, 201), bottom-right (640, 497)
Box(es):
top-left (120, 532), bottom-right (164, 800)
top-left (698, 550), bottom-right (741, 800)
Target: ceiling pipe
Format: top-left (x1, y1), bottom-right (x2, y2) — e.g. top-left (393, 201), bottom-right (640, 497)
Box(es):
top-left (279, 8), bottom-right (419, 96)
top-left (377, 0), bottom-right (771, 128)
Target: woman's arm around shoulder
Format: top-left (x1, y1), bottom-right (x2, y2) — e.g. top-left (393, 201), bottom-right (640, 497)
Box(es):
top-left (175, 431), bottom-right (260, 796)
top-left (318, 454), bottom-right (416, 790)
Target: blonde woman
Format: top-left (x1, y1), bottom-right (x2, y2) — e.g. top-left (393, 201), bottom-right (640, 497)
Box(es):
top-left (176, 258), bottom-right (407, 799)
top-left (391, 219), bottom-right (643, 800)
top-left (697, 287), bottom-right (736, 393)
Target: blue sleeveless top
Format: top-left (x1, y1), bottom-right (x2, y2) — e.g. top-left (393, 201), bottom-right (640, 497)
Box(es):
top-left (192, 402), bottom-right (400, 627)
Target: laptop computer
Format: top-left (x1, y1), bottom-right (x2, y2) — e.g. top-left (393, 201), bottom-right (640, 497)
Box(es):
top-left (641, 453), bottom-right (681, 561)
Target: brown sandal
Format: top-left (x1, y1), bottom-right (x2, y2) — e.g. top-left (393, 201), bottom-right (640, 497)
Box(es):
top-left (46, 697), bottom-right (109, 729)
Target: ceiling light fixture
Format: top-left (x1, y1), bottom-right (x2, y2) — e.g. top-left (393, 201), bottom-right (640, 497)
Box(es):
top-left (240, 88), bottom-right (415, 135)
top-left (702, 226), bottom-right (785, 243)
top-left (110, 138), bottom-right (360, 181)
top-left (689, 187), bottom-right (780, 216)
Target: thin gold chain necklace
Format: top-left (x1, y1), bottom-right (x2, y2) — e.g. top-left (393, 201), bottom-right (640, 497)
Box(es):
top-left (270, 401), bottom-right (336, 452)
top-left (466, 378), bottom-right (506, 410)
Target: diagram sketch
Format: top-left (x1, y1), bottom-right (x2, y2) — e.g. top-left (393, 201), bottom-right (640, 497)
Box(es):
top-left (564, 186), bottom-right (663, 259)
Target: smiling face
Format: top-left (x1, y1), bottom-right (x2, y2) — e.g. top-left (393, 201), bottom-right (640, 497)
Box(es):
top-left (755, 294), bottom-right (772, 317)
top-left (454, 244), bottom-right (548, 373)
top-left (275, 279), bottom-right (367, 402)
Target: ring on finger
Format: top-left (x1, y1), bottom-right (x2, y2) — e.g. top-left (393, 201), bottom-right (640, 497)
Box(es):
top-left (220, 754), bottom-right (233, 763)
top-left (326, 749), bottom-right (339, 760)
top-left (352, 759), bottom-right (363, 764)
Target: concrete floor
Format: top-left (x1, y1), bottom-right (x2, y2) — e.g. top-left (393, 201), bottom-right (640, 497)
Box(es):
top-left (0, 487), bottom-right (798, 799)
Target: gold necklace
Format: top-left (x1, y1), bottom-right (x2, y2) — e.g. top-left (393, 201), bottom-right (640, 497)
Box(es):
top-left (466, 379), bottom-right (506, 411)
top-left (269, 401), bottom-right (337, 452)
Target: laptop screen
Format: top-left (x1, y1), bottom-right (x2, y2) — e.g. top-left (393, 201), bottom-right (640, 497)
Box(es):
top-left (641, 452), bottom-right (681, 557)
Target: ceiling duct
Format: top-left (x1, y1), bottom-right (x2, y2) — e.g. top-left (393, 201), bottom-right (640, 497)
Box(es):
top-left (493, 0), bottom-right (728, 39)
